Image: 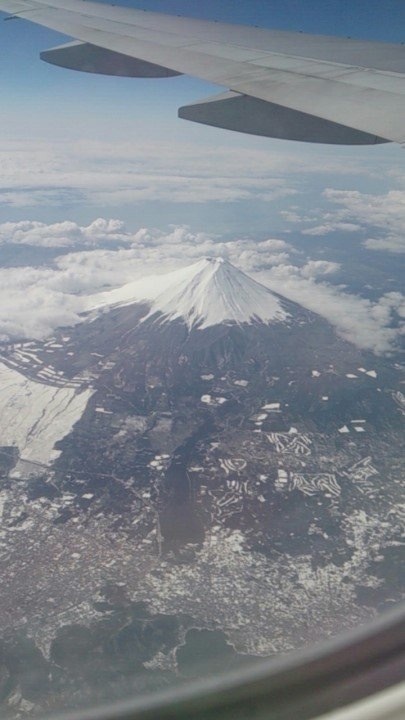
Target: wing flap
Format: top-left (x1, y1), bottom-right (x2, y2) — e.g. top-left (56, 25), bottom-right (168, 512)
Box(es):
top-left (179, 92), bottom-right (388, 145)
top-left (40, 41), bottom-right (181, 78)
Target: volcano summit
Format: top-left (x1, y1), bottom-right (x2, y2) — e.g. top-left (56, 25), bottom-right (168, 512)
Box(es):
top-left (90, 256), bottom-right (291, 329)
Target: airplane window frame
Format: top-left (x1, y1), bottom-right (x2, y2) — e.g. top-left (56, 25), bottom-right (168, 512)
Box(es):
top-left (52, 602), bottom-right (405, 720)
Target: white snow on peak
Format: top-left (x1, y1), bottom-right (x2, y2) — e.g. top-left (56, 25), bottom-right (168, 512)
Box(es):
top-left (90, 257), bottom-right (289, 329)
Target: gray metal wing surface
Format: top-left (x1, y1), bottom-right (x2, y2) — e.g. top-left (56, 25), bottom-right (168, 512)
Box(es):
top-left (2, 0), bottom-right (405, 144)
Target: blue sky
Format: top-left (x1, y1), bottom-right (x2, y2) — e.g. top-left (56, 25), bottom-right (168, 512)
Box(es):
top-left (110, 0), bottom-right (405, 38)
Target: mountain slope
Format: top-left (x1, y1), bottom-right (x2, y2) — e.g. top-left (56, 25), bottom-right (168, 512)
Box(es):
top-left (0, 255), bottom-right (403, 716)
top-left (90, 257), bottom-right (290, 329)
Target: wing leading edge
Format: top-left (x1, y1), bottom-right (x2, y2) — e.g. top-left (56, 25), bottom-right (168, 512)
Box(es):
top-left (1, 0), bottom-right (405, 144)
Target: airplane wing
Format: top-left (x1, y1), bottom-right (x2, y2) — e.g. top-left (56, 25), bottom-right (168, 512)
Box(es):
top-left (2, 0), bottom-right (405, 145)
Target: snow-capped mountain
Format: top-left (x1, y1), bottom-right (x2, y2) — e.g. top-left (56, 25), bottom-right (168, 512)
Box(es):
top-left (0, 256), bottom-right (392, 476)
top-left (0, 251), bottom-right (403, 720)
top-left (90, 257), bottom-right (290, 329)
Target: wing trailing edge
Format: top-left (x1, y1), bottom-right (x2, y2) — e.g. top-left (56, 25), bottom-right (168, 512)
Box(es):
top-left (179, 92), bottom-right (389, 145)
top-left (41, 41), bottom-right (182, 78)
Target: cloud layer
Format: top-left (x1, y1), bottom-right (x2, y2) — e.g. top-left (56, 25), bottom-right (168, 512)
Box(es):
top-left (0, 218), bottom-right (129, 248)
top-left (0, 134), bottom-right (397, 214)
top-left (0, 138), bottom-right (302, 210)
top-left (293, 188), bottom-right (405, 254)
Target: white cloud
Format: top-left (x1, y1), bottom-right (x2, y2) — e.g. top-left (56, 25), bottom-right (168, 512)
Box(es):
top-left (0, 132), bottom-right (393, 214)
top-left (0, 267), bottom-right (83, 341)
top-left (302, 222), bottom-right (361, 236)
top-left (258, 267), bottom-right (403, 354)
top-left (279, 210), bottom-right (303, 224)
top-left (280, 187), bottom-right (405, 254)
top-left (0, 138), bottom-right (303, 210)
top-left (363, 237), bottom-right (405, 254)
top-left (299, 260), bottom-right (341, 278)
top-left (0, 219), bottom-right (130, 248)
top-left (321, 189), bottom-right (405, 253)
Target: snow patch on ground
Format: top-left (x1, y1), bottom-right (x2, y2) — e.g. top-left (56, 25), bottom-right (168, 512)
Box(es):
top-left (0, 363), bottom-right (93, 466)
top-left (0, 491), bottom-right (8, 520)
